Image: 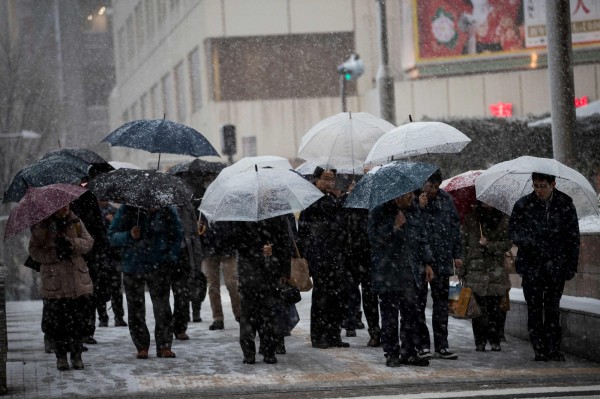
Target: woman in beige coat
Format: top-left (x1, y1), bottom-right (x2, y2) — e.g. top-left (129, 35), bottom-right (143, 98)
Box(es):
top-left (458, 201), bottom-right (511, 352)
top-left (29, 203), bottom-right (94, 371)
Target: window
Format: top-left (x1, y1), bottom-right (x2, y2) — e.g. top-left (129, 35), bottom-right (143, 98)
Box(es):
top-left (156, 0), bottom-right (167, 27)
top-left (150, 83), bottom-right (160, 118)
top-left (145, 0), bottom-right (155, 39)
top-left (161, 73), bottom-right (174, 119)
top-left (117, 26), bottom-right (125, 69)
top-left (134, 2), bottom-right (145, 47)
top-left (242, 136), bottom-right (257, 157)
top-left (140, 93), bottom-right (148, 119)
top-left (208, 32), bottom-right (356, 101)
top-left (126, 16), bottom-right (135, 59)
top-left (188, 47), bottom-right (202, 112)
top-left (174, 61), bottom-right (187, 122)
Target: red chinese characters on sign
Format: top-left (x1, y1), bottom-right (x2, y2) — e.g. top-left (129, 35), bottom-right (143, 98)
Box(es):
top-left (575, 96), bottom-right (589, 108)
top-left (489, 102), bottom-right (513, 117)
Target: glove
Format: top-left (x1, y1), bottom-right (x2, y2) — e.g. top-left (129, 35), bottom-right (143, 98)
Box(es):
top-left (55, 236), bottom-right (73, 260)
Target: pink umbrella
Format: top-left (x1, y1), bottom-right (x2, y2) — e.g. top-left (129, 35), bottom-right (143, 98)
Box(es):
top-left (440, 170), bottom-right (482, 223)
top-left (4, 184), bottom-right (87, 241)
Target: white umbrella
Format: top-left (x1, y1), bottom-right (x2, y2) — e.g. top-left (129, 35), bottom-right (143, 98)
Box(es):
top-left (295, 161), bottom-right (362, 176)
top-left (199, 168), bottom-right (324, 222)
top-left (297, 112), bottom-right (395, 172)
top-left (475, 156), bottom-right (599, 218)
top-left (217, 155), bottom-right (292, 181)
top-left (108, 161), bottom-right (141, 170)
top-left (365, 121), bottom-right (471, 164)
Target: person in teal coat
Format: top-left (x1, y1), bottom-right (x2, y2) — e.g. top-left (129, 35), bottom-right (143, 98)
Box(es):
top-left (109, 205), bottom-right (183, 359)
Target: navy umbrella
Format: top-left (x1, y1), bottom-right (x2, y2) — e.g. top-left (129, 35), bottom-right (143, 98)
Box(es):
top-left (41, 148), bottom-right (114, 176)
top-left (102, 119), bottom-right (220, 160)
top-left (167, 159), bottom-right (225, 176)
top-left (87, 169), bottom-right (194, 209)
top-left (3, 155), bottom-right (91, 203)
top-left (344, 161), bottom-right (438, 210)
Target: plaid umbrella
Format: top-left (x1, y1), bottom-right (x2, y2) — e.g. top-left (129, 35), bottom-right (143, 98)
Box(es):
top-left (4, 184), bottom-right (87, 241)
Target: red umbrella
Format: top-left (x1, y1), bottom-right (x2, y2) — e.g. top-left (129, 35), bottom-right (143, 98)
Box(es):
top-left (4, 184), bottom-right (87, 241)
top-left (440, 170), bottom-right (482, 223)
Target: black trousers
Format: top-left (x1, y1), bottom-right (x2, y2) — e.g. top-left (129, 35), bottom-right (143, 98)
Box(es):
top-left (472, 294), bottom-right (503, 346)
top-left (416, 274), bottom-right (450, 352)
top-left (522, 273), bottom-right (565, 354)
top-left (239, 294), bottom-right (278, 358)
top-left (379, 281), bottom-right (420, 358)
top-left (42, 295), bottom-right (93, 357)
top-left (123, 270), bottom-right (173, 352)
top-left (97, 264), bottom-right (125, 321)
top-left (189, 254), bottom-right (207, 319)
top-left (170, 256), bottom-right (190, 334)
top-left (344, 246), bottom-right (380, 335)
top-left (310, 264), bottom-right (346, 346)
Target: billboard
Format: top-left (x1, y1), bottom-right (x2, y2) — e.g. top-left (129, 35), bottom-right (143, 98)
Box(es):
top-left (415, 0), bottom-right (600, 62)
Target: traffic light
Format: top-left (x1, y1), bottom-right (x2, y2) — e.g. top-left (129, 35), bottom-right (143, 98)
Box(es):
top-left (221, 124), bottom-right (237, 156)
top-left (337, 53), bottom-right (364, 81)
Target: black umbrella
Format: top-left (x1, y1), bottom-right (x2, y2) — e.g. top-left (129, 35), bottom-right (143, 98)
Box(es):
top-left (102, 119), bottom-right (220, 161)
top-left (86, 169), bottom-right (194, 209)
top-left (167, 159), bottom-right (225, 175)
top-left (3, 155), bottom-right (91, 203)
top-left (41, 148), bottom-right (115, 176)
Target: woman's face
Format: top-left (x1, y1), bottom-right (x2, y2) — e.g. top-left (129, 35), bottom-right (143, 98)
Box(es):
top-left (55, 204), bottom-right (70, 219)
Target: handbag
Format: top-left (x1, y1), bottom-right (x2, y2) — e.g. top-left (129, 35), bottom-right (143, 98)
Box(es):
top-left (504, 245), bottom-right (517, 274)
top-left (449, 283), bottom-right (481, 319)
top-left (499, 289), bottom-right (511, 312)
top-left (289, 238), bottom-right (313, 292)
top-left (278, 283), bottom-right (301, 304)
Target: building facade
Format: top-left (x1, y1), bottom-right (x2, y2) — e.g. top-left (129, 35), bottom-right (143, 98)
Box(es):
top-left (108, 0), bottom-right (600, 168)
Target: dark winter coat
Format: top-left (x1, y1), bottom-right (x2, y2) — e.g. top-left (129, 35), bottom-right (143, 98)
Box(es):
top-left (460, 208), bottom-right (512, 296)
top-left (297, 193), bottom-right (346, 279)
top-left (368, 201), bottom-right (433, 293)
top-left (108, 205), bottom-right (183, 273)
top-left (199, 216), bottom-right (238, 258)
top-left (509, 189), bottom-right (580, 281)
top-left (29, 210), bottom-right (94, 299)
top-left (234, 216), bottom-right (293, 300)
top-left (416, 189), bottom-right (462, 276)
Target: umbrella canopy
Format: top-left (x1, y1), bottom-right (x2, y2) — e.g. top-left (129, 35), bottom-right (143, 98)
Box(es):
top-left (102, 119), bottom-right (219, 158)
top-left (475, 156), bottom-right (599, 218)
top-left (365, 121), bottom-right (471, 164)
top-left (167, 159), bottom-right (225, 176)
top-left (41, 148), bottom-right (114, 175)
top-left (87, 169), bottom-right (193, 209)
top-left (297, 112), bottom-right (395, 171)
top-left (216, 156), bottom-right (293, 182)
top-left (4, 184), bottom-right (87, 241)
top-left (440, 170), bottom-right (483, 222)
top-left (199, 168), bottom-right (324, 222)
top-left (294, 161), bottom-right (362, 176)
top-left (3, 154), bottom-right (91, 203)
top-left (344, 161), bottom-right (439, 210)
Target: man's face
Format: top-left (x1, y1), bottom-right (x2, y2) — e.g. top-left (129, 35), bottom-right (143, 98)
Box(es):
top-left (393, 192), bottom-right (415, 208)
top-left (532, 178), bottom-right (555, 201)
top-left (315, 171), bottom-right (336, 194)
top-left (422, 180), bottom-right (440, 200)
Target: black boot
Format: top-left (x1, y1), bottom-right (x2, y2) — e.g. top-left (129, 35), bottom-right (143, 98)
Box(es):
top-left (44, 334), bottom-right (54, 354)
top-left (54, 341), bottom-right (69, 371)
top-left (70, 341), bottom-right (84, 370)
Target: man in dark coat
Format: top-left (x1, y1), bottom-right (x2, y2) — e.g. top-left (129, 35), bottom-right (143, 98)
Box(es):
top-left (368, 192), bottom-right (433, 367)
top-left (509, 172), bottom-right (580, 361)
top-left (234, 216), bottom-right (293, 365)
top-left (298, 167), bottom-right (349, 349)
top-left (414, 171), bottom-right (462, 360)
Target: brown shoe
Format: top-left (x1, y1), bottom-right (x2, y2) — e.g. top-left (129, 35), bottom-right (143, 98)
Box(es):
top-left (175, 332), bottom-right (190, 340)
top-left (136, 348), bottom-right (149, 359)
top-left (157, 348), bottom-right (176, 358)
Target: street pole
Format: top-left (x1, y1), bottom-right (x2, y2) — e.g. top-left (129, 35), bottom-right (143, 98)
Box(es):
top-left (339, 75), bottom-right (347, 112)
top-left (375, 0), bottom-right (396, 125)
top-left (546, 0), bottom-right (576, 166)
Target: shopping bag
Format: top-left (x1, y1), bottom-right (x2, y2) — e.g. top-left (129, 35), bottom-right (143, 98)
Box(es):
top-left (289, 238), bottom-right (313, 292)
top-left (290, 257), bottom-right (313, 292)
top-left (449, 284), bottom-right (481, 319)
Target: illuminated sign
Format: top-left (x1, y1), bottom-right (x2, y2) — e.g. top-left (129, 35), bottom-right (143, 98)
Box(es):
top-left (489, 102), bottom-right (513, 117)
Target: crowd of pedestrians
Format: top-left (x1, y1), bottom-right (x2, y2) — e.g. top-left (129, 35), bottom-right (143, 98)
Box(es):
top-left (27, 166), bottom-right (580, 371)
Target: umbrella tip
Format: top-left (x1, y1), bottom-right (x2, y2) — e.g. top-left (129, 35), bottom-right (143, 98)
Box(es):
top-left (409, 114), bottom-right (413, 122)
top-left (349, 111), bottom-right (352, 119)
top-left (255, 164), bottom-right (258, 172)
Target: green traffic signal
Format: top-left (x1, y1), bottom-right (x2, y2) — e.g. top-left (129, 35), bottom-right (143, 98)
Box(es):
top-left (345, 73), bottom-right (352, 81)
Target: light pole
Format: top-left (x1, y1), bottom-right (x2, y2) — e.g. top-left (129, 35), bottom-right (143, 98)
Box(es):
top-left (337, 54), bottom-right (364, 112)
top-left (375, 0), bottom-right (396, 125)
